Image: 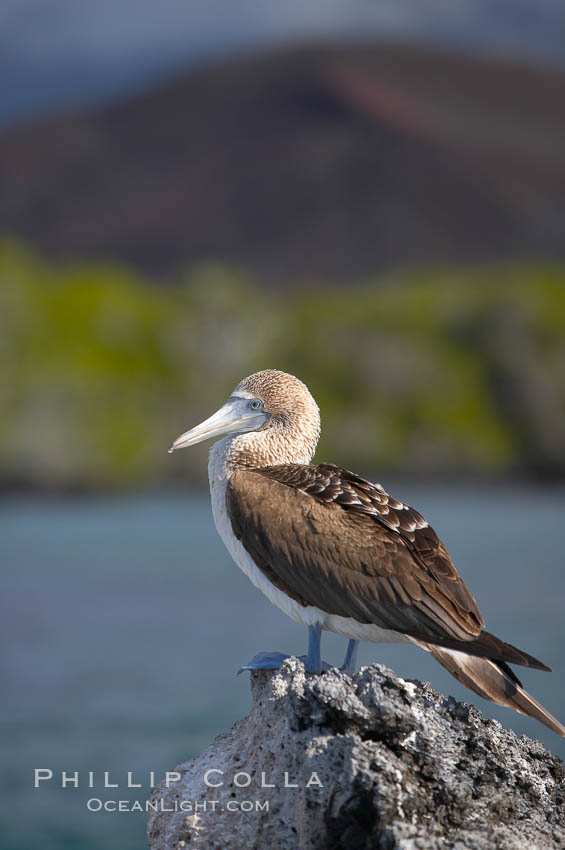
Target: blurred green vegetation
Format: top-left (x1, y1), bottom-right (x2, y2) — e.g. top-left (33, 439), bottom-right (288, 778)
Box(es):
top-left (1, 237), bottom-right (565, 490)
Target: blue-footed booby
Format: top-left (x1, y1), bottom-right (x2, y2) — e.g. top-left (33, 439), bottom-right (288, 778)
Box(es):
top-left (169, 369), bottom-right (564, 736)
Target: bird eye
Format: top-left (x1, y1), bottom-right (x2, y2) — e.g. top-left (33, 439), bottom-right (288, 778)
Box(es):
top-left (250, 399), bottom-right (262, 410)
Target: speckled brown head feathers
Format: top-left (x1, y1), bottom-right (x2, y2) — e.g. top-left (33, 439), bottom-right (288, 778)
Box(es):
top-left (236, 370), bottom-right (319, 419)
top-left (229, 370), bottom-right (321, 467)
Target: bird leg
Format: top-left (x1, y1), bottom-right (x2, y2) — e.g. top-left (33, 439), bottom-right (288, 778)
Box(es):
top-left (305, 623), bottom-right (322, 674)
top-left (339, 639), bottom-right (359, 675)
top-left (238, 624), bottom-right (328, 674)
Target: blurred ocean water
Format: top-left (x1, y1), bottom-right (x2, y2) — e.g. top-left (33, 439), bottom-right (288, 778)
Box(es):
top-left (1, 488), bottom-right (564, 850)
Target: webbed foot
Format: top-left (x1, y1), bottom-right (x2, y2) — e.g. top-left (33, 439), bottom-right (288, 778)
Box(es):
top-left (237, 651), bottom-right (291, 674)
top-left (237, 650), bottom-right (332, 675)
top-left (238, 625), bottom-right (331, 675)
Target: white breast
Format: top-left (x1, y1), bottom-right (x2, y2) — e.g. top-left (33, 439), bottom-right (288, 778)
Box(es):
top-left (207, 437), bottom-right (412, 646)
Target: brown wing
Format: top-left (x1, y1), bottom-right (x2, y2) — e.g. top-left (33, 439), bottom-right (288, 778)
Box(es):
top-left (260, 463), bottom-right (479, 618)
top-left (227, 464), bottom-right (550, 669)
top-left (226, 464), bottom-right (484, 645)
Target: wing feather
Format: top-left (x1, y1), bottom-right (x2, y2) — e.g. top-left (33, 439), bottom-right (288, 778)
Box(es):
top-left (226, 464), bottom-right (484, 644)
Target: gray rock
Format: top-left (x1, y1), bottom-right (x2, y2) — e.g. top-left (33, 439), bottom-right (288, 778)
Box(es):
top-left (147, 659), bottom-right (565, 850)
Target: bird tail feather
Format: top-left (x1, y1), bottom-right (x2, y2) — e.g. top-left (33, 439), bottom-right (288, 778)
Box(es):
top-left (421, 643), bottom-right (565, 737)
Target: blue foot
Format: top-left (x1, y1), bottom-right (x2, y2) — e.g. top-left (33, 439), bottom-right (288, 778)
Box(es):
top-left (237, 651), bottom-right (291, 674)
top-left (238, 625), bottom-right (330, 675)
top-left (237, 650), bottom-right (333, 675)
top-left (339, 639), bottom-right (359, 676)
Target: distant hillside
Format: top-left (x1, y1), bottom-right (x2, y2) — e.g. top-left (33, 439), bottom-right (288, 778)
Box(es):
top-left (1, 43), bottom-right (565, 283)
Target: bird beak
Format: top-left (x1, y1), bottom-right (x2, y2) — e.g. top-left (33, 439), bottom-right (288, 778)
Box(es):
top-left (168, 397), bottom-right (270, 453)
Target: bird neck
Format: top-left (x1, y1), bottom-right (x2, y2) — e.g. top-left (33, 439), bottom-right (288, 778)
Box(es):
top-left (209, 420), bottom-right (319, 481)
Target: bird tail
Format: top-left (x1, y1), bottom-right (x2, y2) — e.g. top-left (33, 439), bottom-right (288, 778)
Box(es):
top-left (421, 642), bottom-right (565, 737)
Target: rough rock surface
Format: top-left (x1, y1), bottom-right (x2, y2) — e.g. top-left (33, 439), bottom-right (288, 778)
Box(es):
top-left (147, 660), bottom-right (564, 850)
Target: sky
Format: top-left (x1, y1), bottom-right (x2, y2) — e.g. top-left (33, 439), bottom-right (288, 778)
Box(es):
top-left (1, 0), bottom-right (564, 126)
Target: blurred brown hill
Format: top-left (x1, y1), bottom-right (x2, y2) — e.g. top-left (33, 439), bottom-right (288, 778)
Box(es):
top-left (1, 43), bottom-right (565, 284)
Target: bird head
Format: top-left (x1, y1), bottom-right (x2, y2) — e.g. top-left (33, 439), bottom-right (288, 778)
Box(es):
top-left (169, 369), bottom-right (320, 465)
